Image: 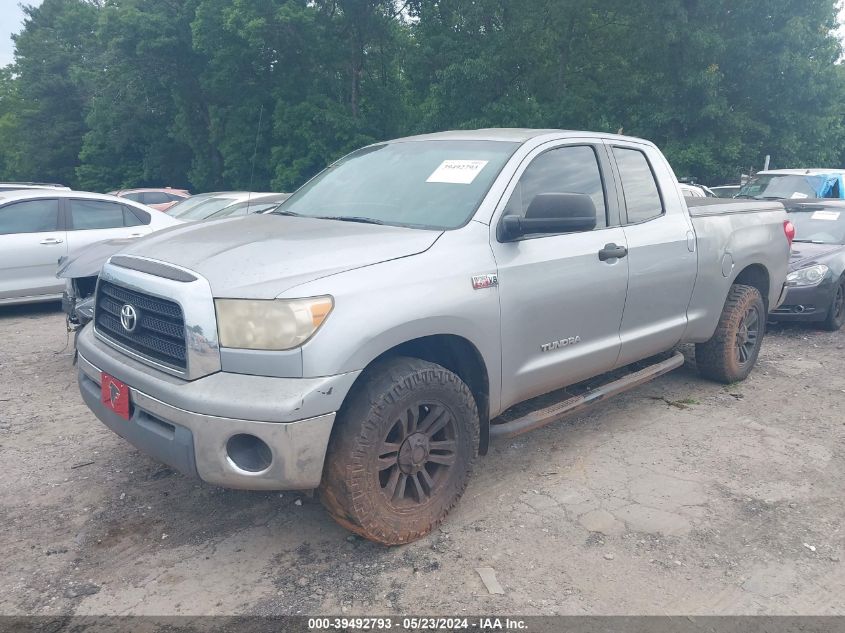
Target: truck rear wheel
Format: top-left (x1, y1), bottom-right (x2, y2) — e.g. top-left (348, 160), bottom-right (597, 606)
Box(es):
top-left (319, 357), bottom-right (479, 545)
top-left (695, 284), bottom-right (766, 383)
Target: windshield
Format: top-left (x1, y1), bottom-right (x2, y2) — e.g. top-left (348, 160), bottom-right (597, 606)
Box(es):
top-left (171, 196), bottom-right (242, 220)
top-left (208, 200), bottom-right (281, 219)
top-left (738, 174), bottom-right (841, 200)
top-left (275, 140), bottom-right (519, 229)
top-left (166, 193), bottom-right (216, 217)
top-left (789, 208), bottom-right (845, 244)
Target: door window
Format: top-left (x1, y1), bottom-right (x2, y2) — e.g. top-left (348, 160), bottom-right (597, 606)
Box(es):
top-left (0, 199), bottom-right (60, 235)
top-left (503, 145), bottom-right (607, 229)
top-left (69, 199), bottom-right (132, 230)
top-left (613, 147), bottom-right (664, 223)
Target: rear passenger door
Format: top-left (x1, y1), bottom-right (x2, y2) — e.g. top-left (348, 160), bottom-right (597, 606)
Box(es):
top-left (492, 141), bottom-right (629, 411)
top-left (0, 198), bottom-right (67, 301)
top-left (64, 198), bottom-right (151, 257)
top-left (607, 142), bottom-right (698, 367)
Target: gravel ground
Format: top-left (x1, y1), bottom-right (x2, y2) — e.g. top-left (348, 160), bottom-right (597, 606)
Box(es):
top-left (1, 302), bottom-right (843, 616)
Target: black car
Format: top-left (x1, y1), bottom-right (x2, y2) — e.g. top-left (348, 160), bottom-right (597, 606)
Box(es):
top-left (771, 200), bottom-right (845, 330)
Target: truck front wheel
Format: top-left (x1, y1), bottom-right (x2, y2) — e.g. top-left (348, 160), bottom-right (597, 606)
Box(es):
top-left (319, 357), bottom-right (479, 545)
top-left (695, 284), bottom-right (766, 383)
top-left (821, 277), bottom-right (845, 331)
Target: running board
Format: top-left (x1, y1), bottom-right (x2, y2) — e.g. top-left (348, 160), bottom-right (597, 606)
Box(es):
top-left (489, 351), bottom-right (686, 440)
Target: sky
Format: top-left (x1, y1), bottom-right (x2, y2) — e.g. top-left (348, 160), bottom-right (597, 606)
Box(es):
top-left (1, 0), bottom-right (845, 68)
top-left (0, 0), bottom-right (41, 67)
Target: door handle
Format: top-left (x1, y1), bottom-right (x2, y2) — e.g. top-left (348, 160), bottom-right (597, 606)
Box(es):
top-left (129, 233), bottom-right (144, 238)
top-left (40, 237), bottom-right (64, 245)
top-left (598, 243), bottom-right (627, 261)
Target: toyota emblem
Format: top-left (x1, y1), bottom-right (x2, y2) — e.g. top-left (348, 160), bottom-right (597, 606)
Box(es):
top-left (120, 304), bottom-right (138, 332)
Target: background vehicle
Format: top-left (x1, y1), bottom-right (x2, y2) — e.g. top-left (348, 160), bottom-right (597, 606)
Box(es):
top-left (737, 169), bottom-right (845, 200)
top-left (205, 193), bottom-right (290, 219)
top-left (770, 199), bottom-right (845, 330)
top-left (678, 183), bottom-right (716, 198)
top-left (76, 129), bottom-right (790, 545)
top-left (166, 191), bottom-right (281, 221)
top-left (0, 190), bottom-right (180, 305)
top-left (709, 185), bottom-right (741, 198)
top-left (109, 188), bottom-right (191, 212)
top-left (0, 182), bottom-right (71, 192)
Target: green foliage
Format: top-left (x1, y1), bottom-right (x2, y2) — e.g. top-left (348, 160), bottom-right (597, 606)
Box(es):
top-left (0, 0), bottom-right (843, 190)
top-left (8, 0), bottom-right (98, 186)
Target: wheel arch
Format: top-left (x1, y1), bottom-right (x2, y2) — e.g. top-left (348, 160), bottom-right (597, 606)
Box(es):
top-left (338, 334), bottom-right (492, 455)
top-left (732, 263), bottom-right (771, 310)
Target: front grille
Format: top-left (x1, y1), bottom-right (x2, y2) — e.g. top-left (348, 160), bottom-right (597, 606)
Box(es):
top-left (95, 281), bottom-right (187, 370)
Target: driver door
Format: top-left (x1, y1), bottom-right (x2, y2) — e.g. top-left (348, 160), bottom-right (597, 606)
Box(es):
top-left (491, 142), bottom-right (629, 411)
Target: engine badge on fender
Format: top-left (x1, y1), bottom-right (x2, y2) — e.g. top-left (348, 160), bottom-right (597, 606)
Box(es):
top-left (472, 273), bottom-right (498, 290)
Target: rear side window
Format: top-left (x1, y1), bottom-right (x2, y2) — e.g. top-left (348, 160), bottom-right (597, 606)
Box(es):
top-left (122, 192), bottom-right (144, 202)
top-left (503, 145), bottom-right (607, 229)
top-left (613, 147), bottom-right (664, 223)
top-left (166, 192), bottom-right (186, 201)
top-left (0, 199), bottom-right (60, 235)
top-left (123, 206), bottom-right (145, 226)
top-left (70, 199), bottom-right (129, 230)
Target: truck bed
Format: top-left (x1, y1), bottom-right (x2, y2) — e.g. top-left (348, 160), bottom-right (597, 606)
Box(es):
top-left (685, 197), bottom-right (784, 217)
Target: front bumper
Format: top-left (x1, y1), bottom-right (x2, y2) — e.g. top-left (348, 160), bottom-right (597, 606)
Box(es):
top-left (77, 325), bottom-right (360, 490)
top-left (770, 281), bottom-right (836, 322)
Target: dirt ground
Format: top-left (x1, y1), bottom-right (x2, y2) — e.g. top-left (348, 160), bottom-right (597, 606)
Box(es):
top-left (1, 302), bottom-right (844, 617)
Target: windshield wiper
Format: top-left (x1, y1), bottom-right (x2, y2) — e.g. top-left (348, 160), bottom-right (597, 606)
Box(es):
top-left (792, 239), bottom-right (827, 243)
top-left (272, 210), bottom-right (305, 217)
top-left (316, 215), bottom-right (386, 225)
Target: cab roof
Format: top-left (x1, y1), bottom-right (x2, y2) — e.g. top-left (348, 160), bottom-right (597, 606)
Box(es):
top-left (385, 128), bottom-right (654, 145)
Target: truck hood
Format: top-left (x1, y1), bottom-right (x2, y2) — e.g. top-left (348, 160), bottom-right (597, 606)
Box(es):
top-left (117, 214), bottom-right (443, 298)
top-left (789, 242), bottom-right (845, 271)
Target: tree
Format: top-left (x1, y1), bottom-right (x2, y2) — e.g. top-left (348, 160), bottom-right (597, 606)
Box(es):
top-left (2, 0), bottom-right (844, 191)
top-left (0, 67), bottom-right (23, 181)
top-left (11, 0), bottom-right (99, 186)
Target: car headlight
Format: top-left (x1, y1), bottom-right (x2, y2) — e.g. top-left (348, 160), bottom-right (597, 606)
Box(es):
top-left (215, 296), bottom-right (333, 350)
top-left (786, 264), bottom-right (829, 287)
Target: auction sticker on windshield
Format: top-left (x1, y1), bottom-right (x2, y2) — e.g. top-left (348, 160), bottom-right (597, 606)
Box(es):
top-left (427, 159), bottom-right (489, 184)
top-left (811, 210), bottom-right (841, 221)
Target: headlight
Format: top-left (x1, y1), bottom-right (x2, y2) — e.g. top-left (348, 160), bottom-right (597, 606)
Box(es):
top-left (786, 264), bottom-right (829, 287)
top-left (215, 296), bottom-right (333, 350)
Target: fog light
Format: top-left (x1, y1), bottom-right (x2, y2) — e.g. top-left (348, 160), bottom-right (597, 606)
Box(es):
top-left (226, 434), bottom-right (272, 472)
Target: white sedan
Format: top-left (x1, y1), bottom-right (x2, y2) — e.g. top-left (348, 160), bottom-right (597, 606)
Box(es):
top-left (0, 189), bottom-right (181, 305)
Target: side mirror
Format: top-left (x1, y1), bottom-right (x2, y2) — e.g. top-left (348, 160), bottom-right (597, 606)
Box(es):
top-left (499, 192), bottom-right (597, 241)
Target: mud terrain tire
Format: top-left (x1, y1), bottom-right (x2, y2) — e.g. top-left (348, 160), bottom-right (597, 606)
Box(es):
top-left (696, 284), bottom-right (766, 384)
top-left (319, 357), bottom-right (479, 545)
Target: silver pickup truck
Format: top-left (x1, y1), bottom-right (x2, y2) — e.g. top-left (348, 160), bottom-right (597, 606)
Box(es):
top-left (76, 129), bottom-right (791, 544)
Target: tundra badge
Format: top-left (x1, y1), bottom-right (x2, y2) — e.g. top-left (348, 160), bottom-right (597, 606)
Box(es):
top-left (541, 336), bottom-right (581, 352)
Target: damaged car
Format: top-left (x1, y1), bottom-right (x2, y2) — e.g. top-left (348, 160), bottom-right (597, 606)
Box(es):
top-left (57, 193), bottom-right (288, 335)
